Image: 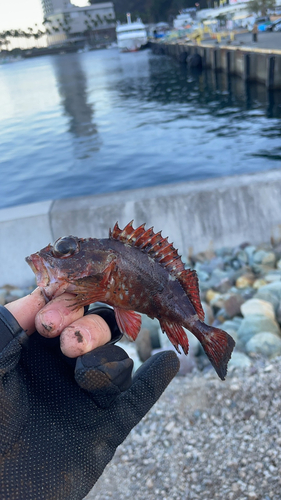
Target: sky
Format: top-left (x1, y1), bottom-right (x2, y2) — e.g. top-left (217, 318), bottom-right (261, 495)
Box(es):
top-left (0, 0), bottom-right (88, 32)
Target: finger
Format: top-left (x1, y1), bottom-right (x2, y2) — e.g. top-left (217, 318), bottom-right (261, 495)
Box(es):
top-left (112, 351), bottom-right (179, 443)
top-left (60, 314), bottom-right (111, 358)
top-left (75, 344), bottom-right (133, 408)
top-left (35, 293), bottom-right (84, 338)
top-left (4, 288), bottom-right (46, 336)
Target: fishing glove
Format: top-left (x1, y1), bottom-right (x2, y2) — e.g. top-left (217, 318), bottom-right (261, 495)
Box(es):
top-left (0, 304), bottom-right (179, 500)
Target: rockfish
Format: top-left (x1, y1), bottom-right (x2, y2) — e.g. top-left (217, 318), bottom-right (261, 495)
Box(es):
top-left (26, 221), bottom-right (235, 380)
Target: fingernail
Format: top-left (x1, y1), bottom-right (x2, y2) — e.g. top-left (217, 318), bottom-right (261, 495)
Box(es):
top-left (39, 309), bottom-right (64, 334)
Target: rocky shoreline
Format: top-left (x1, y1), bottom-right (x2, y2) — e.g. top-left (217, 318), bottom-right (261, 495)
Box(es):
top-left (120, 239), bottom-right (281, 377)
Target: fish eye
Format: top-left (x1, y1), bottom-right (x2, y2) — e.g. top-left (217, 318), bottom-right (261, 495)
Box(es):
top-left (52, 236), bottom-right (79, 258)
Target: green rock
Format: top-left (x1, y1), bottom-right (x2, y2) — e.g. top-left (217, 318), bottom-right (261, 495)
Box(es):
top-left (228, 351), bottom-right (252, 368)
top-left (237, 315), bottom-right (280, 348)
top-left (246, 332), bottom-right (281, 358)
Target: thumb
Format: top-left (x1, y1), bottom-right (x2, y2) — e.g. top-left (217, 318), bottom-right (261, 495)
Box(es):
top-left (112, 350), bottom-right (179, 440)
top-left (0, 305), bottom-right (27, 354)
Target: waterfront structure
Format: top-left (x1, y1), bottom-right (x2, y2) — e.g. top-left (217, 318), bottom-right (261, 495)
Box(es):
top-left (40, 0), bottom-right (115, 46)
top-left (116, 13), bottom-right (148, 52)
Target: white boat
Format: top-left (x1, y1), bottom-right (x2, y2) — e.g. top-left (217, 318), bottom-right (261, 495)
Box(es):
top-left (116, 13), bottom-right (148, 52)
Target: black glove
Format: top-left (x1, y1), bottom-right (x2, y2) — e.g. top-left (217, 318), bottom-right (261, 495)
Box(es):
top-left (0, 305), bottom-right (179, 500)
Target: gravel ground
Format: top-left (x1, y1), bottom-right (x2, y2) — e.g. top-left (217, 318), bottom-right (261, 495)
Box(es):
top-left (86, 355), bottom-right (281, 500)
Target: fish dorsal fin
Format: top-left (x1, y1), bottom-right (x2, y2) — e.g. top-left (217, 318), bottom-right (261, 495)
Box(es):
top-left (110, 222), bottom-right (204, 320)
top-left (177, 269), bottom-right (205, 322)
top-left (110, 221), bottom-right (185, 272)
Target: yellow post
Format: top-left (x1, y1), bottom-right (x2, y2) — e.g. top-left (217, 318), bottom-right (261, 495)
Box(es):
top-left (217, 33), bottom-right (221, 43)
top-left (230, 31), bottom-right (235, 41)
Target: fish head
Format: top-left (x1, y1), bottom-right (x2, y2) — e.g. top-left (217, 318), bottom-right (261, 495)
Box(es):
top-left (26, 236), bottom-right (114, 300)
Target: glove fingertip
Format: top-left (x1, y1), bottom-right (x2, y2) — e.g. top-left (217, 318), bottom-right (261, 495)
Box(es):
top-left (75, 345), bottom-right (134, 408)
top-left (133, 350), bottom-right (180, 384)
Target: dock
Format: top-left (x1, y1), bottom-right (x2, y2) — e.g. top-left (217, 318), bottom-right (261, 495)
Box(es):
top-left (150, 31), bottom-right (281, 89)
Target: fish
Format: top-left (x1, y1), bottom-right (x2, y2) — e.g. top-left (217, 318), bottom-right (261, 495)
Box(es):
top-left (26, 221), bottom-right (235, 380)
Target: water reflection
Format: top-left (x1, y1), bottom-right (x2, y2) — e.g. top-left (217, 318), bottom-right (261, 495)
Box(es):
top-left (114, 54), bottom-right (281, 120)
top-left (52, 53), bottom-right (100, 150)
top-left (0, 48), bottom-right (280, 210)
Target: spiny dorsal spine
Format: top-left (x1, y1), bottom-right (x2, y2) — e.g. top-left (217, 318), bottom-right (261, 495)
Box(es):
top-left (110, 221), bottom-right (184, 274)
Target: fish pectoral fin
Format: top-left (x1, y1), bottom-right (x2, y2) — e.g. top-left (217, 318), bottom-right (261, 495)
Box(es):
top-left (114, 308), bottom-right (142, 341)
top-left (160, 321), bottom-right (189, 355)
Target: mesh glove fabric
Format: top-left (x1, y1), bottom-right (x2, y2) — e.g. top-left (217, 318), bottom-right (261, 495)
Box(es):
top-left (0, 305), bottom-right (179, 500)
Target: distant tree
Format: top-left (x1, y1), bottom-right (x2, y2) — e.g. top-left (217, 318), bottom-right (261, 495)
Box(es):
top-left (247, 0), bottom-right (276, 16)
top-left (108, 0), bottom-right (200, 24)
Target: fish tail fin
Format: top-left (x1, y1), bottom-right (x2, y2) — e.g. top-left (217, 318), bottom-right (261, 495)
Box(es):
top-left (191, 321), bottom-right (235, 380)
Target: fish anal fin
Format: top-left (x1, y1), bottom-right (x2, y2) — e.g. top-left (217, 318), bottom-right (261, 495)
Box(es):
top-left (160, 320), bottom-right (189, 355)
top-left (114, 308), bottom-right (142, 341)
top-left (192, 321), bottom-right (235, 380)
top-left (178, 269), bottom-right (205, 322)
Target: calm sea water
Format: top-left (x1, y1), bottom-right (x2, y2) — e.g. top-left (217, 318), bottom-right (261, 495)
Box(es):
top-left (0, 48), bottom-right (281, 210)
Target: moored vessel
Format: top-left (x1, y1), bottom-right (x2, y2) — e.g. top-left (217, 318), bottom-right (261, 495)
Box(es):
top-left (116, 13), bottom-right (148, 52)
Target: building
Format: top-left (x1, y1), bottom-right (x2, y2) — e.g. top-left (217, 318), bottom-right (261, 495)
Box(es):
top-left (41, 0), bottom-right (71, 17)
top-left (40, 0), bottom-right (116, 46)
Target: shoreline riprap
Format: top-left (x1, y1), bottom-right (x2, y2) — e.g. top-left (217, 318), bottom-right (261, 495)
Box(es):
top-left (127, 239), bottom-right (281, 375)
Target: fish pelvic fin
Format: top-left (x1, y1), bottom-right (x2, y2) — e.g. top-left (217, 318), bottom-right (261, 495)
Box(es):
top-left (191, 321), bottom-right (235, 380)
top-left (114, 307), bottom-right (142, 341)
top-left (160, 320), bottom-right (189, 355)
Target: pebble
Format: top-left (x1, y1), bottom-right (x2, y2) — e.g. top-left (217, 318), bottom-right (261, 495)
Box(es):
top-left (237, 315), bottom-right (281, 348)
top-left (135, 328), bottom-right (152, 362)
top-left (240, 298), bottom-right (275, 320)
top-left (246, 332), bottom-right (281, 358)
top-left (236, 274), bottom-right (255, 289)
top-left (228, 351), bottom-right (252, 368)
top-left (87, 356), bottom-right (281, 500)
top-left (252, 278), bottom-right (267, 289)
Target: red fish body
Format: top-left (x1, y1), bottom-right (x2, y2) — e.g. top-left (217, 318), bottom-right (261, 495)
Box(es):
top-left (26, 221), bottom-right (235, 380)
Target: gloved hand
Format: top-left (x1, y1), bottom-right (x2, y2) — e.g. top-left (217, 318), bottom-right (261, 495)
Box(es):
top-left (0, 305), bottom-right (179, 500)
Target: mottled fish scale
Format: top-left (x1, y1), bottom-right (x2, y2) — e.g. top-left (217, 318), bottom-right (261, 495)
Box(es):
top-left (26, 221), bottom-right (236, 380)
top-left (110, 221), bottom-right (204, 321)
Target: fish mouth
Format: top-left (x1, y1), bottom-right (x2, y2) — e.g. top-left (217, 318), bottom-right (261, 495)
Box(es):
top-left (26, 253), bottom-right (72, 299)
top-left (26, 254), bottom-right (51, 288)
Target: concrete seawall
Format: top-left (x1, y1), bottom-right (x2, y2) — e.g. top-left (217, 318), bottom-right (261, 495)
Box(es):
top-left (1, 169), bottom-right (281, 289)
top-left (150, 40), bottom-right (281, 89)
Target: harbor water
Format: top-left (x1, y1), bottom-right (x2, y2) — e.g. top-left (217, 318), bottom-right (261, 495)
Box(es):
top-left (0, 47), bottom-right (281, 210)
